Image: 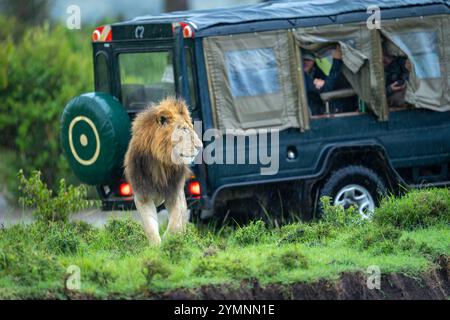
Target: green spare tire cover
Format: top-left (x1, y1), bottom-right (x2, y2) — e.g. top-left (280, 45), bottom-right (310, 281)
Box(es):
top-left (60, 92), bottom-right (131, 185)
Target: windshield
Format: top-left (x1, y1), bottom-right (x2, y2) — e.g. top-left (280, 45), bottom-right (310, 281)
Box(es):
top-left (119, 51), bottom-right (175, 110)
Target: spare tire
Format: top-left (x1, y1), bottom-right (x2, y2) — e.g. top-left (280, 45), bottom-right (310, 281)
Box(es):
top-left (60, 92), bottom-right (131, 185)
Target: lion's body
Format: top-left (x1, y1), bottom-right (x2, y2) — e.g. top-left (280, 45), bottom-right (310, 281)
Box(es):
top-left (125, 147), bottom-right (188, 203)
top-left (124, 98), bottom-right (202, 245)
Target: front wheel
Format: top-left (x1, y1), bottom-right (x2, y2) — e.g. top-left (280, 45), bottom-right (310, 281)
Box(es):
top-left (318, 165), bottom-right (387, 219)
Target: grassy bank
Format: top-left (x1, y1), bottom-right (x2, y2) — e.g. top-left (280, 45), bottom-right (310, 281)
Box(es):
top-left (0, 188), bottom-right (449, 299)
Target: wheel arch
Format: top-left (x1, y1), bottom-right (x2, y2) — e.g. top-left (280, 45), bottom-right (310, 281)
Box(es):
top-left (312, 142), bottom-right (406, 198)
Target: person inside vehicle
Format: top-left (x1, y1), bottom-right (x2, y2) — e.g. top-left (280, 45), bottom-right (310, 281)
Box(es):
top-left (383, 43), bottom-right (411, 108)
top-left (303, 45), bottom-right (343, 115)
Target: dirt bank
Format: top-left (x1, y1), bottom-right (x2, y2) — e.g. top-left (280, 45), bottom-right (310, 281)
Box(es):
top-left (149, 256), bottom-right (449, 300)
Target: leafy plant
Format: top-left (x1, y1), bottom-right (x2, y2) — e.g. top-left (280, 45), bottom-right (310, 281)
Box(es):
top-left (373, 188), bottom-right (450, 229)
top-left (277, 222), bottom-right (334, 246)
top-left (18, 170), bottom-right (93, 223)
top-left (104, 217), bottom-right (147, 253)
top-left (347, 224), bottom-right (401, 255)
top-left (320, 196), bottom-right (365, 228)
top-left (231, 220), bottom-right (269, 246)
top-left (143, 257), bottom-right (171, 286)
top-left (263, 246), bottom-right (308, 276)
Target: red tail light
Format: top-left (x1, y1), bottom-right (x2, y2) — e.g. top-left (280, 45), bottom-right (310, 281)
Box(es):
top-left (92, 25), bottom-right (112, 42)
top-left (119, 182), bottom-right (132, 197)
top-left (172, 22), bottom-right (195, 38)
top-left (188, 181), bottom-right (201, 198)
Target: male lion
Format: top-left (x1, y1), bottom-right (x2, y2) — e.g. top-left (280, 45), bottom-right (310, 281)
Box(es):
top-left (124, 98), bottom-right (203, 245)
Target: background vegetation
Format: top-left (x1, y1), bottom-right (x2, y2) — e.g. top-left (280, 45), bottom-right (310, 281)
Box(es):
top-left (0, 5), bottom-right (93, 201)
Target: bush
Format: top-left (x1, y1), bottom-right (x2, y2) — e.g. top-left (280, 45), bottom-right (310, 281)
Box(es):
top-left (18, 170), bottom-right (93, 223)
top-left (373, 188), bottom-right (450, 230)
top-left (398, 237), bottom-right (437, 258)
top-left (277, 222), bottom-right (334, 245)
top-left (0, 16), bottom-right (93, 195)
top-left (42, 222), bottom-right (83, 255)
top-left (0, 225), bottom-right (63, 285)
top-left (160, 224), bottom-right (211, 262)
top-left (263, 246), bottom-right (308, 276)
top-left (143, 257), bottom-right (171, 286)
top-left (104, 217), bottom-right (147, 253)
top-left (320, 197), bottom-right (364, 228)
top-left (347, 224), bottom-right (401, 255)
top-left (231, 220), bottom-right (269, 246)
top-left (194, 255), bottom-right (252, 280)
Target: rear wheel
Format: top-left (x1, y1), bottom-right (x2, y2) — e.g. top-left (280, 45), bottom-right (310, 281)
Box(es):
top-left (318, 165), bottom-right (387, 219)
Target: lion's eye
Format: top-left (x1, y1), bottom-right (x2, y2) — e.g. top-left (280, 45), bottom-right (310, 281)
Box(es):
top-left (159, 116), bottom-right (168, 125)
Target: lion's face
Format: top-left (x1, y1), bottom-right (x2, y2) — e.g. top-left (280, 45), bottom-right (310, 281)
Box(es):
top-left (133, 98), bottom-right (202, 166)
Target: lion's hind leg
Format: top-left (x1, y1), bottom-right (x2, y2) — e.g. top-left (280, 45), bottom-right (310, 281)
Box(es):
top-left (135, 197), bottom-right (161, 245)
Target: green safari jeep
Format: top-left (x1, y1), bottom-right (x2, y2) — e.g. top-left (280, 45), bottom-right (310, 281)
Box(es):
top-left (60, 0), bottom-right (450, 220)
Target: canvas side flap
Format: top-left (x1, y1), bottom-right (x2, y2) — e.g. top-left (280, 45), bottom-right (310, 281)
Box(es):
top-left (293, 24), bottom-right (386, 120)
top-left (203, 31), bottom-right (300, 132)
top-left (381, 15), bottom-right (449, 111)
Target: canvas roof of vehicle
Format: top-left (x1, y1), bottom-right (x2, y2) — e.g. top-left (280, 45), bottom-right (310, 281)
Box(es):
top-left (113, 0), bottom-right (449, 36)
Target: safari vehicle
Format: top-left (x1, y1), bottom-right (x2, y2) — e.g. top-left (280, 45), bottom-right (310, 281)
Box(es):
top-left (60, 0), bottom-right (450, 220)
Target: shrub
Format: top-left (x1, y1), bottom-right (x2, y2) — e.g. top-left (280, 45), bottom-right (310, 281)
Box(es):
top-left (41, 222), bottom-right (83, 255)
top-left (223, 257), bottom-right (253, 279)
top-left (193, 256), bottom-right (221, 277)
top-left (194, 255), bottom-right (252, 280)
top-left (231, 220), bottom-right (269, 246)
top-left (104, 217), bottom-right (147, 253)
top-left (320, 197), bottom-right (364, 228)
top-left (398, 237), bottom-right (438, 258)
top-left (143, 257), bottom-right (171, 286)
top-left (18, 170), bottom-right (93, 223)
top-left (70, 220), bottom-right (96, 242)
top-left (263, 246), bottom-right (308, 276)
top-left (160, 224), bottom-right (208, 261)
top-left (277, 222), bottom-right (334, 245)
top-left (373, 188), bottom-right (450, 230)
top-left (347, 224), bottom-right (401, 255)
top-left (88, 268), bottom-right (117, 288)
top-left (0, 232), bottom-right (62, 285)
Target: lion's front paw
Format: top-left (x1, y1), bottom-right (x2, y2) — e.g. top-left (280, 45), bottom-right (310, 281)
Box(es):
top-left (149, 235), bottom-right (162, 246)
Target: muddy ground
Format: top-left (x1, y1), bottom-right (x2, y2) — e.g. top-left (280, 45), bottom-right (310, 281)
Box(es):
top-left (61, 256), bottom-right (450, 300)
top-left (149, 256), bottom-right (450, 300)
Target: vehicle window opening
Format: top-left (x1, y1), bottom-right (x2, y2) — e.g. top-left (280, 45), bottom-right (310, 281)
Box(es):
top-left (119, 51), bottom-right (175, 111)
top-left (381, 36), bottom-right (414, 110)
top-left (380, 17), bottom-right (449, 112)
top-left (301, 44), bottom-right (360, 118)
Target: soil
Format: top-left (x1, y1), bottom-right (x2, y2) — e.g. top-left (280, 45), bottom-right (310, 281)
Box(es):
top-left (148, 256), bottom-right (450, 300)
top-left (59, 256), bottom-right (449, 300)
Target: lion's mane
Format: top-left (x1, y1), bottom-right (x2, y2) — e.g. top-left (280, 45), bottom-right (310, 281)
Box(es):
top-left (124, 98), bottom-right (194, 202)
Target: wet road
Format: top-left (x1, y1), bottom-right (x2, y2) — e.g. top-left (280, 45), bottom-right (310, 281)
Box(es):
top-left (0, 195), bottom-right (169, 227)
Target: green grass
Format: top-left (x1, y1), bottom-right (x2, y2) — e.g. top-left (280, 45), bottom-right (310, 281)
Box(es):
top-left (0, 189), bottom-right (449, 299)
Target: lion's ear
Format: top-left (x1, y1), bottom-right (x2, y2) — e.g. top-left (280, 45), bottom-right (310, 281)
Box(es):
top-left (158, 115), bottom-right (169, 126)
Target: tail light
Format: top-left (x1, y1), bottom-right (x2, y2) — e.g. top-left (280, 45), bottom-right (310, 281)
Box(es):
top-left (187, 181), bottom-right (201, 199)
top-left (172, 22), bottom-right (195, 38)
top-left (119, 182), bottom-right (132, 197)
top-left (92, 25), bottom-right (112, 42)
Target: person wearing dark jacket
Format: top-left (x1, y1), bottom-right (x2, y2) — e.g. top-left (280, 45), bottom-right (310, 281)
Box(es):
top-left (303, 45), bottom-right (343, 115)
top-left (383, 54), bottom-right (411, 108)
